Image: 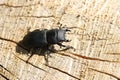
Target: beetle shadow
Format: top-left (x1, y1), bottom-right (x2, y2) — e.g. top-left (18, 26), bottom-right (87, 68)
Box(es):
top-left (16, 41), bottom-right (29, 55)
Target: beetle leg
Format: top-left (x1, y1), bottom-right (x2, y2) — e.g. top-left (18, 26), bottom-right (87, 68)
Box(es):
top-left (26, 54), bottom-right (34, 63)
top-left (48, 48), bottom-right (57, 53)
top-left (47, 45), bottom-right (57, 53)
top-left (66, 29), bottom-right (71, 32)
top-left (60, 46), bottom-right (74, 51)
top-left (26, 48), bottom-right (34, 63)
top-left (65, 39), bottom-right (71, 42)
top-left (57, 43), bottom-right (74, 51)
top-left (57, 43), bottom-right (66, 47)
top-left (44, 52), bottom-right (49, 65)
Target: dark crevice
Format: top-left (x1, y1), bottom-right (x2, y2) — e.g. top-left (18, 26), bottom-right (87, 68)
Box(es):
top-left (57, 52), bottom-right (77, 59)
top-left (0, 64), bottom-right (14, 76)
top-left (89, 68), bottom-right (120, 80)
top-left (46, 65), bottom-right (80, 80)
top-left (58, 52), bottom-right (119, 63)
top-left (107, 42), bottom-right (120, 45)
top-left (0, 61), bottom-right (20, 80)
top-left (0, 37), bottom-right (29, 52)
top-left (105, 53), bottom-right (120, 55)
top-left (0, 73), bottom-right (9, 80)
top-left (71, 52), bottom-right (119, 63)
top-left (13, 53), bottom-right (47, 72)
top-left (0, 3), bottom-right (41, 8)
top-left (8, 15), bottom-right (55, 18)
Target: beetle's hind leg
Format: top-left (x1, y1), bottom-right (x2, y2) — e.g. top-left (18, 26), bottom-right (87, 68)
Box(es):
top-left (43, 46), bottom-right (56, 65)
top-left (44, 52), bottom-right (49, 65)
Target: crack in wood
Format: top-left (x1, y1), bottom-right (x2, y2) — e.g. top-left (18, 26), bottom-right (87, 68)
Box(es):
top-left (13, 54), bottom-right (47, 72)
top-left (0, 3), bottom-right (41, 8)
top-left (89, 68), bottom-right (120, 80)
top-left (46, 65), bottom-right (80, 80)
top-left (0, 73), bottom-right (9, 80)
top-left (0, 64), bottom-right (14, 76)
top-left (0, 37), bottom-right (29, 52)
top-left (70, 52), bottom-right (119, 63)
top-left (58, 52), bottom-right (119, 63)
top-left (107, 42), bottom-right (120, 45)
top-left (105, 53), bottom-right (120, 55)
top-left (0, 64), bottom-right (20, 80)
top-left (8, 15), bottom-right (55, 18)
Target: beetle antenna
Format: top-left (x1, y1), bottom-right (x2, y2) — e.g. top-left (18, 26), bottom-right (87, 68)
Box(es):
top-left (67, 27), bottom-right (86, 30)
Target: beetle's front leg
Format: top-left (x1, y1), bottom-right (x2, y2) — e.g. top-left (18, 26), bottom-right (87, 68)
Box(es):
top-left (57, 43), bottom-right (66, 47)
top-left (57, 43), bottom-right (73, 51)
top-left (64, 39), bottom-right (71, 42)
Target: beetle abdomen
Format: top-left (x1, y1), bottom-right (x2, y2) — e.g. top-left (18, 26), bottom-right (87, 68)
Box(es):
top-left (22, 29), bottom-right (48, 49)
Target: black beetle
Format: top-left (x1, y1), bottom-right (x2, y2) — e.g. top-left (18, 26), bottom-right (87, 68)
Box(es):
top-left (21, 28), bottom-right (73, 55)
top-left (16, 27), bottom-right (74, 63)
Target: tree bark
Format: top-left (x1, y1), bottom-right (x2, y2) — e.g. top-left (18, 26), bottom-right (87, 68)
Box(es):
top-left (0, 0), bottom-right (120, 80)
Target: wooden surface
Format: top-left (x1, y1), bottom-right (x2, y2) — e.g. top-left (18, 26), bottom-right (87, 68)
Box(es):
top-left (0, 0), bottom-right (120, 80)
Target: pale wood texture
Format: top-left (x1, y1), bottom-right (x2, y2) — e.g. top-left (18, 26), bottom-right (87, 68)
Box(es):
top-left (0, 0), bottom-right (120, 80)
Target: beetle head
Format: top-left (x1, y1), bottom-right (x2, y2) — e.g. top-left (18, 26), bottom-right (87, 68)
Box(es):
top-left (57, 28), bottom-right (71, 42)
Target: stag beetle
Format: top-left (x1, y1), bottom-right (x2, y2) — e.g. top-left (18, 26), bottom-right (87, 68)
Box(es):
top-left (21, 28), bottom-right (73, 54)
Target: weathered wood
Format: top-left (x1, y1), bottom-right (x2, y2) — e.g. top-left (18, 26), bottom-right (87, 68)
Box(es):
top-left (0, 0), bottom-right (120, 80)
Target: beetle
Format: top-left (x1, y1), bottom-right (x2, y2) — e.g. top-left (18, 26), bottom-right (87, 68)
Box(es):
top-left (20, 28), bottom-right (73, 63)
top-left (21, 28), bottom-right (73, 52)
